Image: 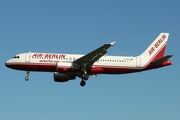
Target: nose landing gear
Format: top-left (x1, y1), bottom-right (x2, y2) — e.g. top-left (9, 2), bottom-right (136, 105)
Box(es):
top-left (25, 71), bottom-right (30, 81)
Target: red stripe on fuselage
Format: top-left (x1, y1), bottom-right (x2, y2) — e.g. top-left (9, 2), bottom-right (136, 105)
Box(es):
top-left (5, 60), bottom-right (172, 74)
top-left (5, 62), bottom-right (57, 72)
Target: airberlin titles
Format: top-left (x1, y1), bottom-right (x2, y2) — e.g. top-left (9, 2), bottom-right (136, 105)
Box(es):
top-left (32, 53), bottom-right (66, 59)
top-left (149, 34), bottom-right (166, 55)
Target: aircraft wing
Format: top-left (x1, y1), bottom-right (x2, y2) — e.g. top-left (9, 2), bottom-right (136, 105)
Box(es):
top-left (150, 55), bottom-right (173, 65)
top-left (73, 41), bottom-right (115, 68)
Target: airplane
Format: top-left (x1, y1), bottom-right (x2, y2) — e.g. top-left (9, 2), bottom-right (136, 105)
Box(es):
top-left (5, 33), bottom-right (173, 87)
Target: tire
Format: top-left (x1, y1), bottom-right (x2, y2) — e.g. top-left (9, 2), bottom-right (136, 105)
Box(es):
top-left (83, 74), bottom-right (89, 80)
top-left (25, 77), bottom-right (29, 81)
top-left (80, 80), bottom-right (86, 87)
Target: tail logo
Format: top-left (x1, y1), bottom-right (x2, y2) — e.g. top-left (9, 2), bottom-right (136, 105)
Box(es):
top-left (149, 34), bottom-right (166, 55)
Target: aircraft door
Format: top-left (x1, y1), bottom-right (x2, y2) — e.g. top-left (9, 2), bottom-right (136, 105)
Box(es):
top-left (25, 52), bottom-right (31, 62)
top-left (136, 58), bottom-right (141, 67)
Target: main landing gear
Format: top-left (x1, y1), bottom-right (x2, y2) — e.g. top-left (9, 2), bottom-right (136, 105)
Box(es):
top-left (25, 71), bottom-right (30, 81)
top-left (80, 70), bottom-right (89, 87)
top-left (80, 80), bottom-right (86, 87)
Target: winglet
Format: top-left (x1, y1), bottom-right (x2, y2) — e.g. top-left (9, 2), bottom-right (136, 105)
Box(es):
top-left (110, 41), bottom-right (116, 46)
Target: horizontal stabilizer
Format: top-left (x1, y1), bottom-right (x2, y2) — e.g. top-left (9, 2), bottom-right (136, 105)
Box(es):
top-left (150, 55), bottom-right (173, 65)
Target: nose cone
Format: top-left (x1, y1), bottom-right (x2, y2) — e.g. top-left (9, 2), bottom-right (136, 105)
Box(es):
top-left (5, 60), bottom-right (11, 68)
top-left (5, 59), bottom-right (23, 70)
top-left (5, 59), bottom-right (17, 70)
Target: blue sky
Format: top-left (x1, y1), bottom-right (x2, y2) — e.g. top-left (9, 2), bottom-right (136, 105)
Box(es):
top-left (1, 0), bottom-right (179, 120)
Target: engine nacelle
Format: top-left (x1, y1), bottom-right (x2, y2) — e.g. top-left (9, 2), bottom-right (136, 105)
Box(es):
top-left (53, 72), bottom-right (76, 82)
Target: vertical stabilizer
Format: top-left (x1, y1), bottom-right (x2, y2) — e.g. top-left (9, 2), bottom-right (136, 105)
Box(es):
top-left (139, 33), bottom-right (169, 61)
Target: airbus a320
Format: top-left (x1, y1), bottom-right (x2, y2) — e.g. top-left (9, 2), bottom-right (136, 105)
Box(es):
top-left (5, 33), bottom-right (173, 87)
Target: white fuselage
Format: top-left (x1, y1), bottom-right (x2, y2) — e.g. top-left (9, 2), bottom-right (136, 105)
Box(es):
top-left (5, 33), bottom-right (173, 86)
top-left (5, 52), bottom-right (157, 75)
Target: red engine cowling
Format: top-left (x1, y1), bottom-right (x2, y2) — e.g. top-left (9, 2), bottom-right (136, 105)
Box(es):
top-left (54, 72), bottom-right (76, 82)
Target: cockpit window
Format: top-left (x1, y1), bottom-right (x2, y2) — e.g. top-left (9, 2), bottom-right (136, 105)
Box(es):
top-left (12, 56), bottom-right (20, 59)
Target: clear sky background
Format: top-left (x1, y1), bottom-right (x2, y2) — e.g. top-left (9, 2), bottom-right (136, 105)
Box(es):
top-left (0, 0), bottom-right (179, 120)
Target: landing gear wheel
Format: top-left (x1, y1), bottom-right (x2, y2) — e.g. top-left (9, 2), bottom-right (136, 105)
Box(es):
top-left (25, 77), bottom-right (29, 81)
top-left (80, 80), bottom-right (86, 87)
top-left (83, 74), bottom-right (89, 81)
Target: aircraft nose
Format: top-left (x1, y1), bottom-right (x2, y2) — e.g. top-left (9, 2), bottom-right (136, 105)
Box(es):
top-left (5, 60), bottom-right (11, 68)
top-left (5, 61), bottom-right (8, 67)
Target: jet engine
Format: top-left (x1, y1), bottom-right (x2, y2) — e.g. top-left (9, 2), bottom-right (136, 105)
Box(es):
top-left (53, 72), bottom-right (76, 82)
